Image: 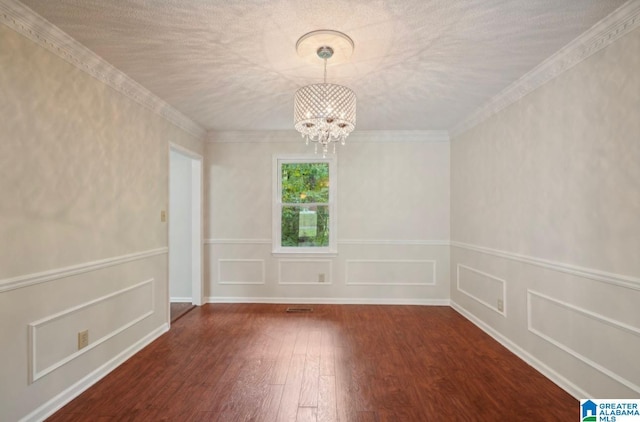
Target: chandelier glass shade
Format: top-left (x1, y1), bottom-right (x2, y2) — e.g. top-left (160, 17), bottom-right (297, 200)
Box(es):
top-left (294, 32), bottom-right (356, 156)
top-left (294, 82), bottom-right (356, 156)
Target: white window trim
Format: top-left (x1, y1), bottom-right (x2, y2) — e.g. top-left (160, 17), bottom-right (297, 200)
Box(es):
top-left (272, 154), bottom-right (338, 255)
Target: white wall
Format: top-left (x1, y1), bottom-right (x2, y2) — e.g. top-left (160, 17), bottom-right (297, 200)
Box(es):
top-left (169, 150), bottom-right (193, 300)
top-left (450, 27), bottom-right (640, 398)
top-left (0, 22), bottom-right (203, 421)
top-left (205, 131), bottom-right (450, 304)
top-left (4, 4), bottom-right (635, 419)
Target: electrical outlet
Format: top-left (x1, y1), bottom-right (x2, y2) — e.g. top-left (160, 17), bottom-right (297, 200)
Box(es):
top-left (78, 330), bottom-right (89, 350)
top-left (497, 299), bottom-right (504, 312)
top-left (160, 210), bottom-right (167, 222)
top-left (318, 273), bottom-right (325, 283)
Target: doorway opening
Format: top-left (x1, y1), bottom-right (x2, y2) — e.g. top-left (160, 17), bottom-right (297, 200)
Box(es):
top-left (169, 145), bottom-right (203, 323)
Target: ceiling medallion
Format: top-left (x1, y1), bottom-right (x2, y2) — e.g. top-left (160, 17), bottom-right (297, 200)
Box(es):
top-left (294, 30), bottom-right (356, 157)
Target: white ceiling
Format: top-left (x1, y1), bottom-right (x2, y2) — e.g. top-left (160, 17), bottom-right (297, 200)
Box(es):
top-left (19, 0), bottom-right (627, 131)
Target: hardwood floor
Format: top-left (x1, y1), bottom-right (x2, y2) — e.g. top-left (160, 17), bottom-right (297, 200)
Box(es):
top-left (47, 304), bottom-right (577, 421)
top-left (170, 302), bottom-right (196, 323)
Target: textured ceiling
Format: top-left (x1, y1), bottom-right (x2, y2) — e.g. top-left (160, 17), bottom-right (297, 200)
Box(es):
top-left (19, 0), bottom-right (626, 131)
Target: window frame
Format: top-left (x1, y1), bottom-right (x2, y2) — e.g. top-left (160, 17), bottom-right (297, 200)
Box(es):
top-left (272, 154), bottom-right (337, 255)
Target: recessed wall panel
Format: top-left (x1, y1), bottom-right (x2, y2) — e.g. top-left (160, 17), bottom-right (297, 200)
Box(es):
top-left (528, 290), bottom-right (640, 393)
top-left (456, 264), bottom-right (505, 316)
top-left (29, 279), bottom-right (154, 383)
top-left (346, 260), bottom-right (436, 286)
top-left (278, 260), bottom-right (332, 285)
top-left (218, 259), bottom-right (265, 284)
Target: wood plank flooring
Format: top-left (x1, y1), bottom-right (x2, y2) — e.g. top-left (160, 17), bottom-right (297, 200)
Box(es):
top-left (170, 302), bottom-right (196, 323)
top-left (47, 304), bottom-right (577, 421)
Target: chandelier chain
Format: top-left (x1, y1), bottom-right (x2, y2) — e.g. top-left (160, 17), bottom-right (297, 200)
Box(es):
top-left (323, 58), bottom-right (327, 84)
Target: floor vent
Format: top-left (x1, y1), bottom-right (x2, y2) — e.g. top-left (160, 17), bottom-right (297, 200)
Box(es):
top-left (286, 307), bottom-right (313, 313)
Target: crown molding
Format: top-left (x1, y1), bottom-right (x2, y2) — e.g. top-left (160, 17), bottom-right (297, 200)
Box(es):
top-left (207, 131), bottom-right (298, 143)
top-left (348, 130), bottom-right (450, 143)
top-left (339, 239), bottom-right (450, 246)
top-left (206, 130), bottom-right (450, 143)
top-left (0, 0), bottom-right (206, 139)
top-left (451, 0), bottom-right (640, 137)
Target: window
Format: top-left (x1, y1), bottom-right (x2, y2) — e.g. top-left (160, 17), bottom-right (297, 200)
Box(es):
top-left (273, 155), bottom-right (337, 254)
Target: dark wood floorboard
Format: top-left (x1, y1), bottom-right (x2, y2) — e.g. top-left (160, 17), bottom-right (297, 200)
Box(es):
top-left (170, 302), bottom-right (196, 322)
top-left (47, 304), bottom-right (577, 421)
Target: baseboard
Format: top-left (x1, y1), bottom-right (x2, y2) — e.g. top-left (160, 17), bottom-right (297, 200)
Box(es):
top-left (169, 296), bottom-right (193, 303)
top-left (206, 296), bottom-right (450, 306)
top-left (450, 301), bottom-right (588, 399)
top-left (20, 323), bottom-right (170, 422)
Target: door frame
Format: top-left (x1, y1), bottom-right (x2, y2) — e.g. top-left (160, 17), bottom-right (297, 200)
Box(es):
top-left (168, 143), bottom-right (204, 321)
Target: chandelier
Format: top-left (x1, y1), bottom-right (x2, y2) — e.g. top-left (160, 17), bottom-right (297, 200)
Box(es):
top-left (294, 30), bottom-right (356, 157)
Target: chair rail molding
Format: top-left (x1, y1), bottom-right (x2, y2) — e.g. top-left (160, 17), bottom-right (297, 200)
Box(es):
top-left (338, 239), bottom-right (450, 246)
top-left (451, 241), bottom-right (640, 291)
top-left (205, 238), bottom-right (272, 245)
top-left (0, 247), bottom-right (168, 293)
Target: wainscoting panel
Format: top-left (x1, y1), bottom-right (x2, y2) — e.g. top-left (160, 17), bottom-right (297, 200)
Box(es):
top-left (29, 279), bottom-right (154, 383)
top-left (451, 241), bottom-right (640, 291)
top-left (345, 260), bottom-right (436, 286)
top-left (278, 259), bottom-right (332, 285)
top-left (451, 244), bottom-right (640, 398)
top-left (456, 264), bottom-right (506, 316)
top-left (205, 240), bottom-right (450, 302)
top-left (1, 250), bottom-right (168, 422)
top-left (218, 259), bottom-right (265, 285)
top-left (528, 290), bottom-right (640, 394)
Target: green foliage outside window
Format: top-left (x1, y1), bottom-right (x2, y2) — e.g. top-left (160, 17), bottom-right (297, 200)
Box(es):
top-left (281, 163), bottom-right (330, 247)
